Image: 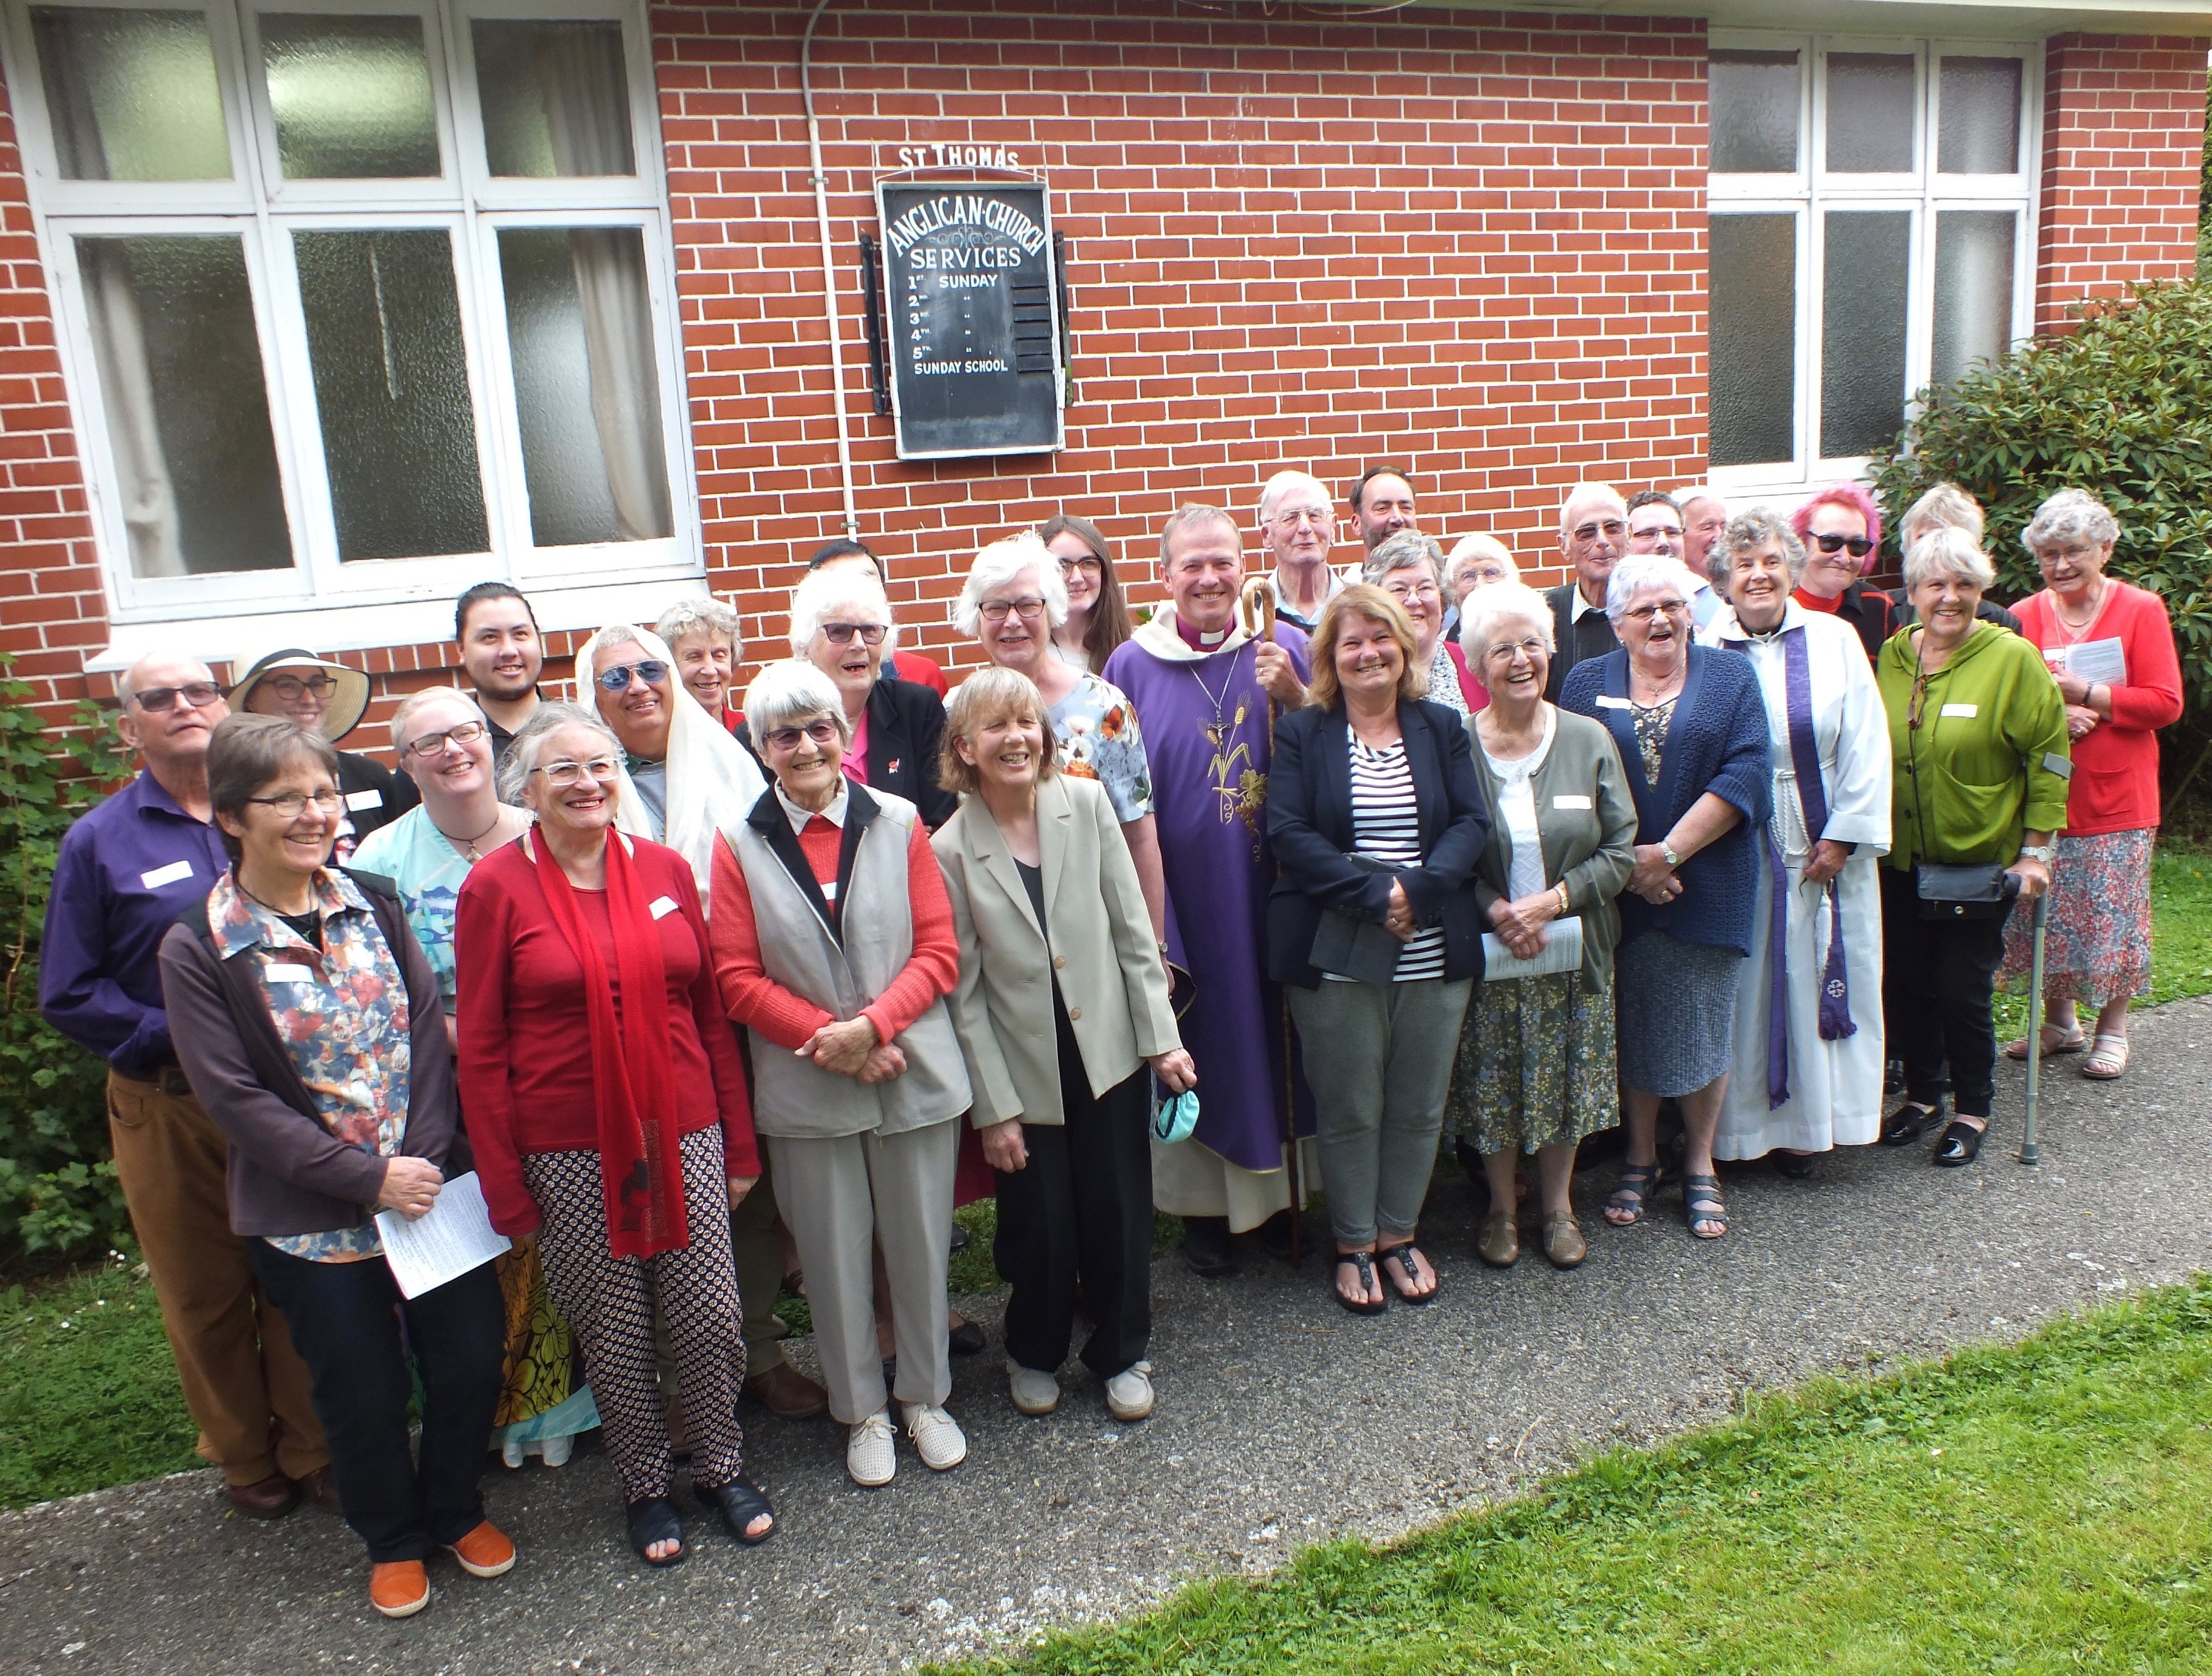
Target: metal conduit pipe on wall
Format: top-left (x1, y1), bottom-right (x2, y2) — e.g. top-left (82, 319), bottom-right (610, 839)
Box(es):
top-left (801, 0), bottom-right (860, 538)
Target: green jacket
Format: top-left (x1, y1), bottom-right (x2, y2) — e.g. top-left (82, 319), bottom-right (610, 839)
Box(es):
top-left (1876, 621), bottom-right (2070, 871)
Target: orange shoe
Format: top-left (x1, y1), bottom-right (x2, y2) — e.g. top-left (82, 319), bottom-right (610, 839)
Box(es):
top-left (369, 1561), bottom-right (430, 1619)
top-left (443, 1521), bottom-right (516, 1579)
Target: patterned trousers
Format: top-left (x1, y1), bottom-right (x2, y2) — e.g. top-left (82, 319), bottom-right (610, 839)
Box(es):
top-left (523, 1128), bottom-right (747, 1503)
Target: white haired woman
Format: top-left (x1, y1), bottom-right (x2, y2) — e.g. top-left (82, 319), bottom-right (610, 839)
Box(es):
top-left (709, 662), bottom-right (972, 1488)
top-left (955, 532), bottom-right (1167, 942)
top-left (932, 668), bottom-right (1194, 1419)
top-left (789, 568), bottom-right (955, 829)
top-left (1366, 531), bottom-right (1484, 715)
top-left (654, 598), bottom-right (747, 737)
top-left (1559, 554), bottom-right (1771, 1241)
top-left (1446, 584), bottom-right (1636, 1271)
top-left (1701, 512), bottom-right (1892, 1179)
top-left (1876, 528), bottom-right (2067, 1165)
top-left (1997, 489), bottom-right (2179, 1081)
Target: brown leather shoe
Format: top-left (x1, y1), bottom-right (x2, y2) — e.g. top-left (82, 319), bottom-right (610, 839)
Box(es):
top-left (747, 1361), bottom-right (829, 1421)
top-left (226, 1472), bottom-right (301, 1519)
top-left (369, 1560), bottom-right (430, 1619)
top-left (296, 1464), bottom-right (341, 1515)
top-left (1541, 1213), bottom-right (1588, 1270)
top-left (1477, 1208), bottom-right (1519, 1268)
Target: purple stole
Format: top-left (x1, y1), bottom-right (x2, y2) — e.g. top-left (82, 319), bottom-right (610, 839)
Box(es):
top-left (1724, 625), bottom-right (1856, 1109)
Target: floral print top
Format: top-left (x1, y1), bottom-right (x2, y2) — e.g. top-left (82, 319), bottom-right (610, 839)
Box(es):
top-left (207, 867), bottom-right (413, 1262)
top-left (1048, 672), bottom-right (1155, 823)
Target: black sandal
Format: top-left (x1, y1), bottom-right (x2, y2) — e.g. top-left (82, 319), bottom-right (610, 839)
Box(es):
top-left (1605, 1161), bottom-right (1663, 1226)
top-left (1682, 1173), bottom-right (1728, 1241)
top-left (696, 1476), bottom-right (776, 1545)
top-left (1933, 1118), bottom-right (1986, 1168)
top-left (1881, 1098), bottom-right (1943, 1148)
top-left (625, 1496), bottom-right (687, 1568)
top-left (1374, 1242), bottom-right (1438, 1305)
top-left (1333, 1252), bottom-right (1387, 1316)
top-left (1774, 1151), bottom-right (1817, 1181)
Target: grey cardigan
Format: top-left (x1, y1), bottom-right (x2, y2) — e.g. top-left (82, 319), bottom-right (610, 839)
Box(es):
top-left (1465, 708), bottom-right (1639, 991)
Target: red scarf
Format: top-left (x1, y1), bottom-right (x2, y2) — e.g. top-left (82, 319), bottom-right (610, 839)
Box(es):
top-left (529, 832), bottom-right (686, 1259)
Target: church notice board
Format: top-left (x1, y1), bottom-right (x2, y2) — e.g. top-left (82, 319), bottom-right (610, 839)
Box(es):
top-left (876, 179), bottom-right (1063, 460)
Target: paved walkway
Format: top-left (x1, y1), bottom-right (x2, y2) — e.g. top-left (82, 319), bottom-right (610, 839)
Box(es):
top-left (5, 996), bottom-right (2210, 1676)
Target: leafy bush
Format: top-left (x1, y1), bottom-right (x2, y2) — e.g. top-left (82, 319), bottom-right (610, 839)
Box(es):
top-left (1867, 280), bottom-right (2212, 794)
top-left (0, 659), bottom-right (134, 1270)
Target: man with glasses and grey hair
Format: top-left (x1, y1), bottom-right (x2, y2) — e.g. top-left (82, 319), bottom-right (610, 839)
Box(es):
top-left (40, 654), bottom-right (332, 1521)
top-left (1258, 469), bottom-right (1349, 632)
top-left (1544, 482), bottom-right (1628, 701)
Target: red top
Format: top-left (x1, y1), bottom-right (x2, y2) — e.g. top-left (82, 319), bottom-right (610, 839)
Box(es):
top-left (1443, 641), bottom-right (1490, 713)
top-left (708, 807), bottom-right (959, 1051)
top-left (892, 649), bottom-right (948, 697)
top-left (2011, 581), bottom-right (2182, 836)
top-left (456, 836), bottom-right (758, 1236)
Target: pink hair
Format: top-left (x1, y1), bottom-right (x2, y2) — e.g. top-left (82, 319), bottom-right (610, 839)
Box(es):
top-left (1789, 483), bottom-right (1884, 574)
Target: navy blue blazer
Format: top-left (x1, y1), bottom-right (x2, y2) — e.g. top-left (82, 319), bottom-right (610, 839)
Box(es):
top-left (1559, 644), bottom-right (1771, 956)
top-left (1265, 698), bottom-right (1490, 988)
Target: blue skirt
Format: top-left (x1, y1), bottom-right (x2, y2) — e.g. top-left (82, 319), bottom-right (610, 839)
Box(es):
top-left (1615, 932), bottom-right (1742, 1097)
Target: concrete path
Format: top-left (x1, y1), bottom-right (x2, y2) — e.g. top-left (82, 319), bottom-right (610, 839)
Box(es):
top-left (5, 996), bottom-right (2209, 1676)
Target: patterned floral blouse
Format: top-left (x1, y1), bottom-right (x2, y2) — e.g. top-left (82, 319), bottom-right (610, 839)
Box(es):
top-left (1048, 672), bottom-right (1155, 823)
top-left (206, 868), bottom-right (413, 1262)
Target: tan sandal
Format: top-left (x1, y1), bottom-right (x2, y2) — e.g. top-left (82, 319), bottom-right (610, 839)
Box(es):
top-left (2081, 1033), bottom-right (2130, 1080)
top-left (2002, 1023), bottom-right (2085, 1061)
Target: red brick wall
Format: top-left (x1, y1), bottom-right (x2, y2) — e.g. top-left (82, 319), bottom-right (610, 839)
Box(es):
top-left (660, 0), bottom-right (1714, 679)
top-left (2034, 33), bottom-right (2208, 332)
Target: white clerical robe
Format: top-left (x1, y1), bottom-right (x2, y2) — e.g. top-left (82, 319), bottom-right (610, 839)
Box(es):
top-left (1703, 602), bottom-right (1891, 1157)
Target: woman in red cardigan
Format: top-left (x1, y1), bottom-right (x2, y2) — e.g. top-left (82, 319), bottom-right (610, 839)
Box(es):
top-left (2000, 489), bottom-right (2184, 1080)
top-left (457, 703), bottom-right (772, 1568)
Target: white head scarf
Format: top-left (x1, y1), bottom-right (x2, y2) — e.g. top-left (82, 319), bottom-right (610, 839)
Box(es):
top-left (575, 623), bottom-right (767, 908)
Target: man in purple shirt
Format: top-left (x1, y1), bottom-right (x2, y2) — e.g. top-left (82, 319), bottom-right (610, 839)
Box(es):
top-left (41, 654), bottom-right (330, 1518)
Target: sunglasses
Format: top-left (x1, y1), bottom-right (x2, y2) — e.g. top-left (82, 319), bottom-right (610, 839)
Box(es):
top-left (763, 719), bottom-right (843, 752)
top-left (595, 661), bottom-right (668, 692)
top-left (1812, 533), bottom-right (1875, 558)
top-left (820, 623), bottom-right (888, 647)
top-left (130, 681), bottom-right (224, 714)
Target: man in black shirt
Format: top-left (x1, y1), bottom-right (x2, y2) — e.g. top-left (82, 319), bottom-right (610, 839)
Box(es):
top-left (1543, 483), bottom-right (1628, 701)
top-left (455, 583), bottom-right (545, 764)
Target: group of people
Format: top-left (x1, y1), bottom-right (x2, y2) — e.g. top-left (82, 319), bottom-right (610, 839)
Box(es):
top-left (36, 463), bottom-right (2179, 1617)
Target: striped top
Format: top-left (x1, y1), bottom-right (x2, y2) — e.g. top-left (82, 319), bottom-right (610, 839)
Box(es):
top-left (1335, 735), bottom-right (1447, 983)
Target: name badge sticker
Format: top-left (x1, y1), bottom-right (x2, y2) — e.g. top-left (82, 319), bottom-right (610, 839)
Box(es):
top-left (1552, 794), bottom-right (1593, 810)
top-left (140, 859), bottom-right (194, 890)
top-left (648, 896), bottom-right (681, 921)
top-left (1939, 703), bottom-right (1977, 719)
top-left (262, 962), bottom-right (314, 984)
top-left (1594, 695), bottom-right (1632, 710)
top-left (344, 789), bottom-right (384, 812)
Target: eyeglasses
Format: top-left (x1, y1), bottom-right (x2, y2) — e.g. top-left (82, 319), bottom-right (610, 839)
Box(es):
top-left (1812, 533), bottom-right (1875, 558)
top-left (979, 597), bottom-right (1047, 624)
top-left (1059, 555), bottom-right (1103, 577)
top-left (595, 661), bottom-right (668, 692)
top-left (1272, 507), bottom-right (1331, 529)
top-left (534, 757), bottom-right (619, 787)
top-left (260, 674), bottom-right (337, 701)
top-left (1382, 579), bottom-right (1440, 603)
top-left (1482, 636), bottom-right (1549, 663)
top-left (1620, 598), bottom-right (1691, 623)
top-left (1572, 520), bottom-right (1627, 544)
top-left (819, 623), bottom-right (887, 647)
top-left (248, 790), bottom-right (344, 818)
top-left (1907, 672), bottom-right (1931, 731)
top-left (763, 719), bottom-right (843, 752)
top-left (401, 719), bottom-right (489, 759)
top-left (129, 681), bottom-right (223, 714)
top-left (1631, 523), bottom-right (1684, 543)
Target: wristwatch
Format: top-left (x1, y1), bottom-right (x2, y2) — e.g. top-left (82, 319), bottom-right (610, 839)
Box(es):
top-left (2018, 844), bottom-right (2055, 865)
top-left (1660, 843), bottom-right (1681, 868)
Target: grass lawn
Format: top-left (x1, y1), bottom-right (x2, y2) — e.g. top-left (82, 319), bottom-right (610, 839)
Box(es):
top-left (945, 1280), bottom-right (2212, 1674)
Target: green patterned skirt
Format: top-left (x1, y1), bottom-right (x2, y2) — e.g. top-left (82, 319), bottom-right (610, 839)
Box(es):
top-left (1443, 970), bottom-right (1617, 1156)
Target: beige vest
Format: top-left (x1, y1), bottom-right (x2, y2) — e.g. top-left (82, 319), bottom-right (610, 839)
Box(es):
top-left (728, 788), bottom-right (969, 1139)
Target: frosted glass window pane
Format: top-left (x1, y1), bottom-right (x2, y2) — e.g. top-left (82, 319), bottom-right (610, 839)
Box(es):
top-left (1708, 214), bottom-right (1797, 468)
top-left (1709, 49), bottom-right (1799, 174)
top-left (1820, 210), bottom-right (1911, 459)
top-left (498, 227), bottom-right (671, 546)
top-left (1932, 211), bottom-right (2016, 386)
top-left (261, 14), bottom-right (439, 178)
top-left (293, 229), bottom-right (487, 560)
top-left (1825, 53), bottom-right (1916, 174)
top-left (473, 21), bottom-right (634, 177)
top-left (1938, 58), bottom-right (2022, 174)
top-left (74, 236), bottom-right (290, 577)
top-left (31, 8), bottom-right (230, 181)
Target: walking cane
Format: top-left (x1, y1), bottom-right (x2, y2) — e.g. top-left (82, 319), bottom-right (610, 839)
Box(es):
top-left (2019, 889), bottom-right (2051, 1167)
top-left (1240, 574), bottom-right (1305, 1265)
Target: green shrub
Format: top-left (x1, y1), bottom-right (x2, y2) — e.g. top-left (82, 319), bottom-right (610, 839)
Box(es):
top-left (0, 658), bottom-right (134, 1270)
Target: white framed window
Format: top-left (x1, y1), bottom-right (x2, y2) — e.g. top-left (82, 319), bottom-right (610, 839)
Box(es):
top-left (1706, 34), bottom-right (2040, 494)
top-left (1, 0), bottom-right (699, 648)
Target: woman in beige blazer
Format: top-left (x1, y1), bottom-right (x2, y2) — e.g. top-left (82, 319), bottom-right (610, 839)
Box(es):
top-left (932, 669), bottom-right (1196, 1424)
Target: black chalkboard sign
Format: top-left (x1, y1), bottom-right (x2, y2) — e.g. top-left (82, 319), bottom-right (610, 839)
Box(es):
top-left (876, 179), bottom-right (1063, 459)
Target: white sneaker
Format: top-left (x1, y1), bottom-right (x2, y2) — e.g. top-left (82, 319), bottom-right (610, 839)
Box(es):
top-left (1008, 1361), bottom-right (1061, 1416)
top-left (1104, 1361), bottom-right (1155, 1422)
top-left (847, 1411), bottom-right (898, 1487)
top-left (901, 1401), bottom-right (969, 1471)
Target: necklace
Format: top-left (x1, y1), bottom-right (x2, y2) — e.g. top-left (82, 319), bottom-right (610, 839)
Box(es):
top-left (2050, 578), bottom-right (2107, 638)
top-left (1187, 642), bottom-right (1249, 746)
top-left (438, 808), bottom-right (505, 862)
top-left (237, 876), bottom-right (316, 920)
top-left (1629, 657), bottom-right (1686, 705)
